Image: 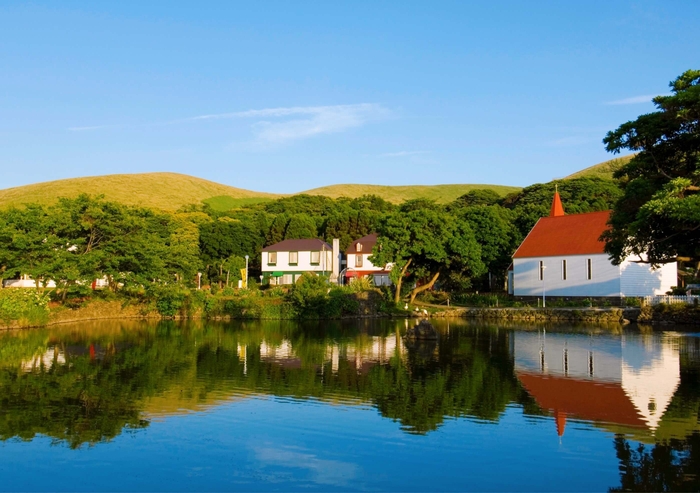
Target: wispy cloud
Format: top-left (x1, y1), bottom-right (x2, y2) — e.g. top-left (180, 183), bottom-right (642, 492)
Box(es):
top-left (254, 445), bottom-right (357, 486)
top-left (605, 94), bottom-right (669, 105)
top-left (379, 150), bottom-right (428, 157)
top-left (69, 103), bottom-right (389, 146)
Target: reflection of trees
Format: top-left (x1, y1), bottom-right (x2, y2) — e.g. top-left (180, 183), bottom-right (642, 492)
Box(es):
top-left (4, 320), bottom-right (656, 448)
top-left (610, 352), bottom-right (700, 492)
top-left (610, 433), bottom-right (700, 492)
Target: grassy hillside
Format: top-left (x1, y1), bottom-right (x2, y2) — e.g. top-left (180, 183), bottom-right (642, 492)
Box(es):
top-left (2, 158), bottom-right (628, 212)
top-left (0, 172), bottom-right (279, 211)
top-left (299, 183), bottom-right (521, 204)
top-left (564, 154), bottom-right (635, 180)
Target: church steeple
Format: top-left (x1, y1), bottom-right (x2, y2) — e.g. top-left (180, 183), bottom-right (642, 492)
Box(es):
top-left (550, 185), bottom-right (565, 217)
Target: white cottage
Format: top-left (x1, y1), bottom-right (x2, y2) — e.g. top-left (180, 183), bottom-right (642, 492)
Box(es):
top-left (344, 233), bottom-right (393, 286)
top-left (510, 192), bottom-right (677, 299)
top-left (261, 238), bottom-right (340, 285)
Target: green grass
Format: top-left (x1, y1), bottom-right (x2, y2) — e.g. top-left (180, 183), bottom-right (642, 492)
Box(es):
top-left (0, 172), bottom-right (280, 211)
top-left (299, 183), bottom-right (522, 204)
top-left (564, 154), bottom-right (635, 180)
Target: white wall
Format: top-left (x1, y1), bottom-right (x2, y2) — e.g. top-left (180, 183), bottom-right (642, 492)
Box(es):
top-left (513, 254), bottom-right (621, 297)
top-left (620, 259), bottom-right (677, 296)
top-left (261, 250), bottom-right (334, 273)
top-left (514, 331), bottom-right (623, 382)
top-left (346, 253), bottom-right (384, 272)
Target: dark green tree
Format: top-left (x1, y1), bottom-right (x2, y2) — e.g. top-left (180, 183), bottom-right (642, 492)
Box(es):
top-left (502, 177), bottom-right (622, 237)
top-left (371, 206), bottom-right (485, 303)
top-left (602, 69), bottom-right (700, 270)
top-left (284, 213), bottom-right (318, 239)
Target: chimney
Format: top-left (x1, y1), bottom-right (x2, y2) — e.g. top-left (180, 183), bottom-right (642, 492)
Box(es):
top-left (331, 238), bottom-right (340, 284)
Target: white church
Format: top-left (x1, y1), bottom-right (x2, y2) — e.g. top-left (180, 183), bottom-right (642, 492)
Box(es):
top-left (509, 190), bottom-right (677, 299)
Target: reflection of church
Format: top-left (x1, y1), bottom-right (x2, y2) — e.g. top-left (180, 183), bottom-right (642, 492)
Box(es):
top-left (513, 331), bottom-right (681, 438)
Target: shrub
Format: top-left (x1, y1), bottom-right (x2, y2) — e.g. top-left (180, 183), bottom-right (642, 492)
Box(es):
top-left (0, 289), bottom-right (50, 326)
top-left (147, 284), bottom-right (190, 317)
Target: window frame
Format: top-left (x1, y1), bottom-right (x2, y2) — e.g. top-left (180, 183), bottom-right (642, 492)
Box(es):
top-left (288, 251), bottom-right (298, 266)
top-left (539, 260), bottom-right (544, 281)
top-left (586, 258), bottom-right (592, 280)
top-left (310, 251), bottom-right (320, 265)
top-left (268, 252), bottom-right (277, 266)
top-left (355, 254), bottom-right (364, 268)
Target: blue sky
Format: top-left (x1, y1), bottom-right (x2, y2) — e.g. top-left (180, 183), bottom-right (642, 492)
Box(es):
top-left (1, 1), bottom-right (698, 193)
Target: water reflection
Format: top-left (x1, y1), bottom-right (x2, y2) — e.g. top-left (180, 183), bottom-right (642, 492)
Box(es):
top-left (0, 319), bottom-right (699, 491)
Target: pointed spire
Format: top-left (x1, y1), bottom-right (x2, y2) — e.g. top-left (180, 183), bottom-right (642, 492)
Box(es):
top-left (550, 185), bottom-right (565, 217)
top-left (555, 410), bottom-right (567, 437)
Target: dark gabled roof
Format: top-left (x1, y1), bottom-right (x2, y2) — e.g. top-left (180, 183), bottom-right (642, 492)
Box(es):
top-left (512, 211), bottom-right (611, 258)
top-left (262, 238), bottom-right (332, 252)
top-left (346, 233), bottom-right (378, 254)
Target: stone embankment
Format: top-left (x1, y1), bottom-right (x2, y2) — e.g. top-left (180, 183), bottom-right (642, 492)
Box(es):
top-left (426, 305), bottom-right (699, 325)
top-left (428, 307), bottom-right (637, 323)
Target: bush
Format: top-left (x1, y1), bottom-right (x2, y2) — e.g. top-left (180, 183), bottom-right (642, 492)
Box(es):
top-left (0, 289), bottom-right (50, 326)
top-left (147, 284), bottom-right (190, 317)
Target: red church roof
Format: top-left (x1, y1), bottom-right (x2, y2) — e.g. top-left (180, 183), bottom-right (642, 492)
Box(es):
top-left (513, 191), bottom-right (611, 258)
top-left (517, 371), bottom-right (647, 430)
top-left (513, 210), bottom-right (611, 258)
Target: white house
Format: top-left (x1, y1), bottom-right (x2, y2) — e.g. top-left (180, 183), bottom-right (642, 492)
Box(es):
top-left (510, 191), bottom-right (677, 299)
top-left (344, 233), bottom-right (392, 286)
top-left (261, 238), bottom-right (339, 285)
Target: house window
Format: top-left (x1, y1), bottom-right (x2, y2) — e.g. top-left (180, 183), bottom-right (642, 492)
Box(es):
top-left (539, 261), bottom-right (544, 281)
top-left (268, 252), bottom-right (277, 265)
top-left (310, 251), bottom-right (320, 265)
top-left (289, 251), bottom-right (298, 265)
top-left (282, 274), bottom-right (293, 285)
top-left (355, 254), bottom-right (363, 268)
top-left (586, 258), bottom-right (592, 280)
top-left (356, 242), bottom-right (363, 252)
top-left (562, 260), bottom-right (567, 280)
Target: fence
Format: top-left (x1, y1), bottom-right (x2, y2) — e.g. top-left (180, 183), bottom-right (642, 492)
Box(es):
top-left (643, 295), bottom-right (700, 306)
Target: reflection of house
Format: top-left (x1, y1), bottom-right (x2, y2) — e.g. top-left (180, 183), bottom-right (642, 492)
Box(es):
top-left (261, 239), bottom-right (340, 285)
top-left (345, 234), bottom-right (392, 286)
top-left (257, 335), bottom-right (405, 374)
top-left (514, 331), bottom-right (680, 436)
top-left (510, 191), bottom-right (676, 298)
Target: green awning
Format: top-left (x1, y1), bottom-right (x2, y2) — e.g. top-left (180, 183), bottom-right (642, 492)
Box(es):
top-left (271, 272), bottom-right (284, 277)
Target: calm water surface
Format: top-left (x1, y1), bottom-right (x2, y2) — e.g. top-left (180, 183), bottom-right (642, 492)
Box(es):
top-left (0, 319), bottom-right (698, 492)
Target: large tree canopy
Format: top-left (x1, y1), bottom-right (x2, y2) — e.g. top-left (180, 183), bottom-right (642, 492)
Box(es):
top-left (602, 69), bottom-right (700, 268)
top-left (370, 204), bottom-right (485, 303)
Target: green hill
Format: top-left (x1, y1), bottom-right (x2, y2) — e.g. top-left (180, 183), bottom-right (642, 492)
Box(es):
top-left (299, 184), bottom-right (521, 204)
top-left (0, 174), bottom-right (522, 210)
top-left (564, 154), bottom-right (635, 180)
top-left (0, 173), bottom-right (280, 211)
top-left (1, 155), bottom-right (630, 212)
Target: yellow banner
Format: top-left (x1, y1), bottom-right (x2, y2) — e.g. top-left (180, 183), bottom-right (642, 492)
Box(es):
top-left (240, 269), bottom-right (247, 288)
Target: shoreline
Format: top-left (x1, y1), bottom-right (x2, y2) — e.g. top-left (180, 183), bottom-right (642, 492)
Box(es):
top-left (3, 300), bottom-right (698, 330)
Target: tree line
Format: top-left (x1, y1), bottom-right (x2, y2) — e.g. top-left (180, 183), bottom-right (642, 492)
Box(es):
top-left (0, 177), bottom-right (622, 302)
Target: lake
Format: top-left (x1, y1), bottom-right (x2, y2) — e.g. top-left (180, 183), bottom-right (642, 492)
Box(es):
top-left (0, 319), bottom-right (698, 492)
